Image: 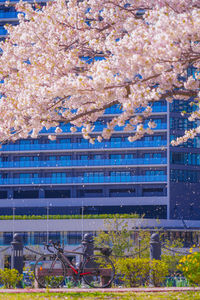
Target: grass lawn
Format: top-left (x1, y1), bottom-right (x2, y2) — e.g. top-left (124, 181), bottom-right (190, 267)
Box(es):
top-left (1, 292), bottom-right (200, 300)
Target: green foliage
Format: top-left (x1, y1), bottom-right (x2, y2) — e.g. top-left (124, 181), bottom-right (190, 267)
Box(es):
top-left (23, 266), bottom-right (35, 287)
top-left (94, 217), bottom-right (133, 257)
top-left (161, 234), bottom-right (183, 249)
top-left (178, 251), bottom-right (200, 285)
top-left (115, 257), bottom-right (150, 287)
top-left (150, 259), bottom-right (169, 287)
top-left (115, 257), bottom-right (168, 287)
top-left (0, 213), bottom-right (138, 221)
top-left (43, 275), bottom-right (64, 288)
top-left (94, 216), bottom-right (184, 260)
top-left (0, 268), bottom-right (23, 288)
top-left (162, 254), bottom-right (183, 277)
top-left (133, 229), bottom-right (151, 258)
top-left (160, 237), bottom-right (184, 278)
top-left (0, 291), bottom-right (199, 300)
top-left (65, 279), bottom-right (76, 288)
top-left (165, 276), bottom-right (189, 287)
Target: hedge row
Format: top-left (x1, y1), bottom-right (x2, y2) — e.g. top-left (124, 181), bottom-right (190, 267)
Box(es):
top-left (0, 213), bottom-right (139, 220)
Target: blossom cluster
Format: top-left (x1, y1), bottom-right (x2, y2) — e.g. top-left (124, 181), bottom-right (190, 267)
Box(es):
top-left (0, 0), bottom-right (199, 144)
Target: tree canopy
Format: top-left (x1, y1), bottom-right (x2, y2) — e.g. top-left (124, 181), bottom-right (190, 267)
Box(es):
top-left (0, 0), bottom-right (199, 145)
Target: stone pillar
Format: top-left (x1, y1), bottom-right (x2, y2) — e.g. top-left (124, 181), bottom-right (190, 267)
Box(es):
top-left (150, 233), bottom-right (161, 260)
top-left (149, 233), bottom-right (161, 287)
top-left (11, 233), bottom-right (23, 288)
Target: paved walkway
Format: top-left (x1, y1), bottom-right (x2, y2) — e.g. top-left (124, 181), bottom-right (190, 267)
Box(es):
top-left (0, 287), bottom-right (200, 293)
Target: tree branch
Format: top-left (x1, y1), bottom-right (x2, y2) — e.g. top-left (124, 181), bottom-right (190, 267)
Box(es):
top-left (41, 99), bottom-right (120, 124)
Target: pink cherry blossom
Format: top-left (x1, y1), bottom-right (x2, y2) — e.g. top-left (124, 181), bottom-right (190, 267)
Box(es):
top-left (0, 0), bottom-right (199, 145)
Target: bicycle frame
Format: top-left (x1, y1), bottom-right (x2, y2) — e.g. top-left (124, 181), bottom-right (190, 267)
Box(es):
top-left (34, 244), bottom-right (115, 288)
top-left (56, 249), bottom-right (92, 278)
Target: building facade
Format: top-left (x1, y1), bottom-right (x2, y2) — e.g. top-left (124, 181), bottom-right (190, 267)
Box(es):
top-left (0, 101), bottom-right (168, 219)
top-left (0, 1), bottom-right (199, 248)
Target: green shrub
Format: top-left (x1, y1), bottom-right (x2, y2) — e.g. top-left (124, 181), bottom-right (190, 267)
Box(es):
top-left (23, 266), bottom-right (35, 288)
top-left (178, 251), bottom-right (200, 285)
top-left (115, 258), bottom-right (168, 287)
top-left (0, 268), bottom-right (23, 288)
top-left (115, 257), bottom-right (150, 287)
top-left (95, 217), bottom-right (133, 257)
top-left (0, 213), bottom-right (138, 220)
top-left (150, 259), bottom-right (169, 287)
top-left (162, 254), bottom-right (183, 277)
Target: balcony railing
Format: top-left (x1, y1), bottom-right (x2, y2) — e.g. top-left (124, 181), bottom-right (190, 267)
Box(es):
top-left (0, 175), bottom-right (167, 185)
top-left (38, 122), bottom-right (167, 134)
top-left (0, 158), bottom-right (167, 168)
top-left (1, 140), bottom-right (167, 152)
top-left (0, 12), bottom-right (18, 18)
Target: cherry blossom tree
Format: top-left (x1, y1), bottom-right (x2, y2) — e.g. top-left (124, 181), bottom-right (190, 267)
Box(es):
top-left (0, 0), bottom-right (200, 145)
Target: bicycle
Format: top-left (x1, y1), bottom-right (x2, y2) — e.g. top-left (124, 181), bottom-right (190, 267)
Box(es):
top-left (34, 241), bottom-right (115, 288)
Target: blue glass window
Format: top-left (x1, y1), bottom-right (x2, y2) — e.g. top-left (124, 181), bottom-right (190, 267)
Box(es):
top-left (110, 171), bottom-right (131, 176)
top-left (153, 153), bottom-right (162, 158)
top-left (153, 136), bottom-right (162, 141)
top-left (19, 140), bottom-right (30, 145)
top-left (60, 155), bottom-right (71, 160)
top-left (93, 154), bottom-right (103, 159)
top-left (145, 170), bottom-right (165, 176)
top-left (49, 156), bottom-right (56, 161)
top-left (59, 138), bottom-right (71, 143)
top-left (19, 156), bottom-right (39, 161)
top-left (19, 173), bottom-right (31, 178)
top-left (19, 173), bottom-right (38, 178)
top-left (170, 169), bottom-right (198, 182)
top-left (3, 232), bottom-right (13, 245)
top-left (34, 232), bottom-right (47, 245)
top-left (67, 232), bottom-right (82, 245)
top-left (171, 152), bottom-right (200, 166)
top-left (109, 154), bottom-right (121, 159)
top-left (124, 153), bottom-right (134, 159)
top-left (52, 172), bottom-right (67, 178)
top-left (84, 172), bottom-right (104, 177)
top-left (110, 137), bottom-right (121, 142)
top-left (80, 155), bottom-right (88, 160)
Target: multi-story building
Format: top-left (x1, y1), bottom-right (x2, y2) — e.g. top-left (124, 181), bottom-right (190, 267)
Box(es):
top-left (0, 1), bottom-right (199, 255)
top-left (0, 101), bottom-right (168, 218)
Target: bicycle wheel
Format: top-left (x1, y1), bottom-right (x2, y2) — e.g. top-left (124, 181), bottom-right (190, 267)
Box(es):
top-left (34, 254), bottom-right (66, 288)
top-left (82, 255), bottom-right (115, 288)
